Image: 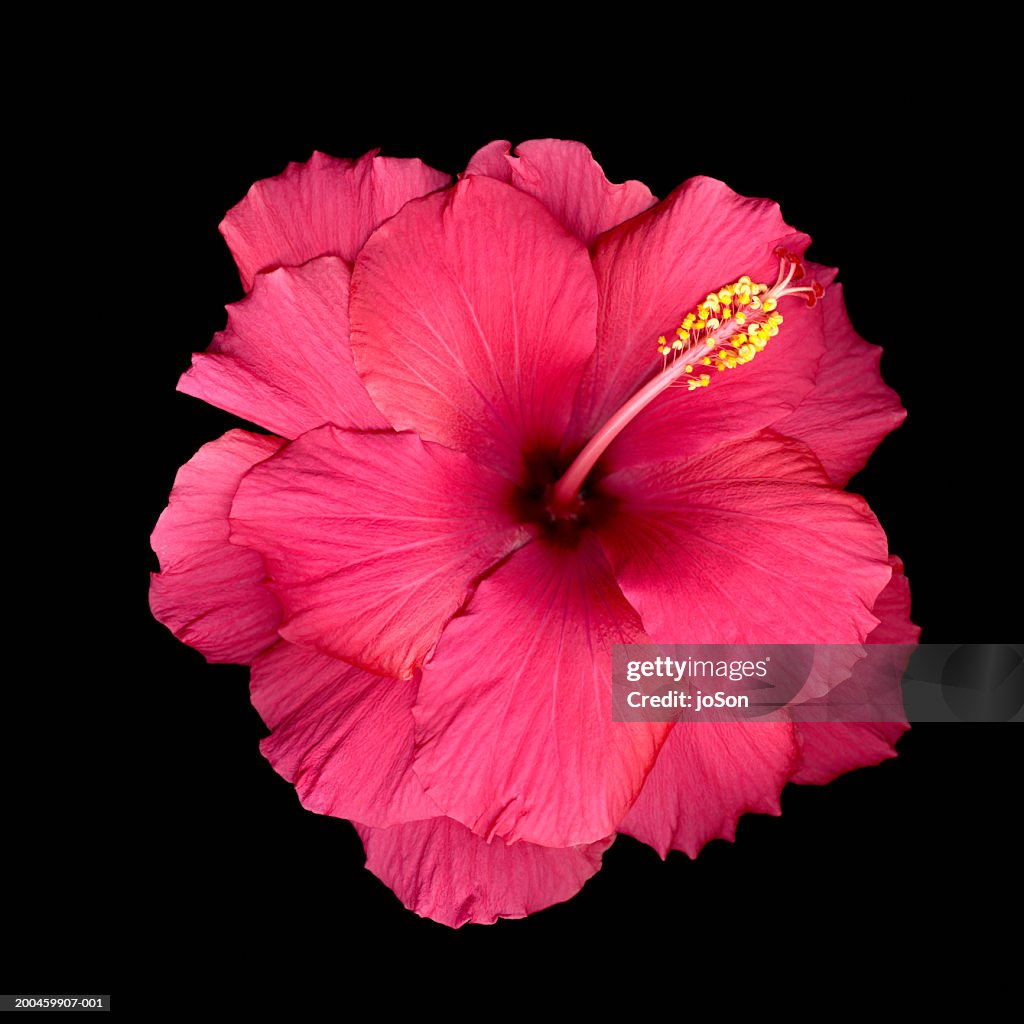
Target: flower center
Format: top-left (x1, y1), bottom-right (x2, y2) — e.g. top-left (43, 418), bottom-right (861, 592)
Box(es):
top-left (549, 248), bottom-right (825, 511)
top-left (512, 449), bottom-right (618, 544)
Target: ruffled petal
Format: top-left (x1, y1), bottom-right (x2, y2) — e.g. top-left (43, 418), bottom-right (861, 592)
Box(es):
top-left (150, 430), bottom-right (283, 664)
top-left (221, 150), bottom-right (450, 291)
top-left (349, 175), bottom-right (599, 480)
top-left (464, 139), bottom-right (657, 247)
top-left (618, 721), bottom-right (799, 858)
top-left (596, 431), bottom-right (893, 645)
top-left (355, 817), bottom-right (613, 928)
top-left (567, 176), bottom-right (817, 467)
top-left (462, 139), bottom-right (515, 182)
top-left (412, 535), bottom-right (670, 848)
top-left (771, 282), bottom-right (906, 485)
top-left (229, 425), bottom-right (532, 680)
top-left (793, 556), bottom-right (919, 784)
top-left (251, 642), bottom-right (438, 827)
top-left (178, 258), bottom-right (391, 439)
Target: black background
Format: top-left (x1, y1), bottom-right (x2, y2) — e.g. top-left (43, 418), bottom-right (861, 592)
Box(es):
top-left (16, 88), bottom-right (1019, 993)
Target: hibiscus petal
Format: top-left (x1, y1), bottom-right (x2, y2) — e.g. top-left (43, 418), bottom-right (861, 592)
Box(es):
top-left (793, 556), bottom-right (919, 784)
top-left (251, 642), bottom-right (438, 827)
top-left (597, 431), bottom-right (893, 645)
top-left (355, 817), bottom-right (613, 928)
top-left (221, 150), bottom-right (450, 291)
top-left (771, 282), bottom-right (906, 485)
top-left (150, 430), bottom-right (283, 664)
top-left (464, 139), bottom-right (657, 247)
top-left (229, 425), bottom-right (532, 680)
top-left (413, 536), bottom-right (670, 848)
top-left (618, 721), bottom-right (799, 858)
top-left (462, 139), bottom-right (515, 182)
top-left (349, 175), bottom-right (599, 480)
top-left (178, 258), bottom-right (390, 439)
top-left (567, 176), bottom-right (818, 467)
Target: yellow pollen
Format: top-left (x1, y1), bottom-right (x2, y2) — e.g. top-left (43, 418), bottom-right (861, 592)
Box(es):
top-left (652, 253), bottom-right (823, 392)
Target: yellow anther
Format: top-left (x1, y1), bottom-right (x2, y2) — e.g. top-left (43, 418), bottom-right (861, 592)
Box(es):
top-left (654, 268), bottom-right (793, 382)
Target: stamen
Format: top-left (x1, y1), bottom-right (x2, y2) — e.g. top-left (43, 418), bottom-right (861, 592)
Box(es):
top-left (548, 249), bottom-right (825, 511)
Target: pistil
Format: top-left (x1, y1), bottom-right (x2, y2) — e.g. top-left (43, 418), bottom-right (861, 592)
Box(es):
top-left (549, 249), bottom-right (824, 513)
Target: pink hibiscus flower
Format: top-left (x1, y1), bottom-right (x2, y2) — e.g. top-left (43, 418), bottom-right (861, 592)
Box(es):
top-left (149, 140), bottom-right (917, 927)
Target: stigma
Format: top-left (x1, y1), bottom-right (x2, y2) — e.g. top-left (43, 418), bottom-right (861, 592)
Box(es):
top-left (655, 248), bottom-right (824, 390)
